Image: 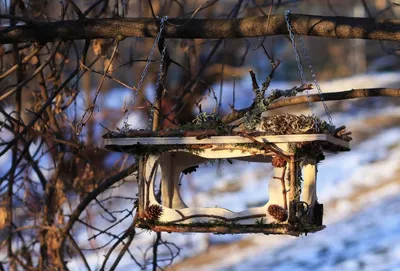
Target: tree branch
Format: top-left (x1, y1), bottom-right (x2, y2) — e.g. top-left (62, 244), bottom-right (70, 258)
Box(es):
top-left (222, 88), bottom-right (400, 123)
top-left (1, 14), bottom-right (399, 44)
top-left (59, 163), bottom-right (138, 250)
top-left (267, 88), bottom-right (400, 109)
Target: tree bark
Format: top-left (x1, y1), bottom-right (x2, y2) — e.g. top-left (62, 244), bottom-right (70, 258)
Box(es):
top-left (222, 88), bottom-right (400, 123)
top-left (267, 88), bottom-right (400, 109)
top-left (1, 14), bottom-right (399, 44)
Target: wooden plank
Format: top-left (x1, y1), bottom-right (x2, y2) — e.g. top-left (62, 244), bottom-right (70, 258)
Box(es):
top-left (104, 134), bottom-right (350, 149)
top-left (139, 224), bottom-right (325, 236)
top-left (325, 134), bottom-right (350, 148)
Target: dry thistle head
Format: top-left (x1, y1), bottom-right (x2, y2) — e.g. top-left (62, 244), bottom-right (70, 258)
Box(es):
top-left (268, 204), bottom-right (288, 222)
top-left (272, 156), bottom-right (287, 168)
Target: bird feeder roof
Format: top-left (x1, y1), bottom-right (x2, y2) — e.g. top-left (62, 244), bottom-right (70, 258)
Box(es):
top-left (103, 113), bottom-right (351, 155)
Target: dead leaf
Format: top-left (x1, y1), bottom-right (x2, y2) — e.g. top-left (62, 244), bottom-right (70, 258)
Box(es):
top-left (0, 45), bottom-right (5, 57)
top-left (0, 206), bottom-right (8, 230)
top-left (54, 94), bottom-right (63, 114)
top-left (104, 58), bottom-right (114, 73)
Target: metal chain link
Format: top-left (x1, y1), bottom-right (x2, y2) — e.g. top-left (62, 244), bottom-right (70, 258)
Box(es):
top-left (123, 16), bottom-right (168, 128)
top-left (297, 35), bottom-right (334, 126)
top-left (285, 10), bottom-right (318, 129)
top-left (148, 37), bottom-right (168, 129)
top-left (285, 12), bottom-right (307, 86)
top-left (285, 10), bottom-right (334, 130)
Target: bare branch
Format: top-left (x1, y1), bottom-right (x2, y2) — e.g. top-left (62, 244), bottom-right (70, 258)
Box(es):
top-left (267, 88), bottom-right (400, 110)
top-left (0, 45), bottom-right (43, 80)
top-left (222, 88), bottom-right (400, 123)
top-left (249, 69), bottom-right (259, 89)
top-left (0, 14), bottom-right (399, 44)
top-left (261, 59), bottom-right (281, 94)
top-left (67, 0), bottom-right (86, 21)
top-left (76, 40), bottom-right (120, 135)
top-left (0, 42), bottom-right (61, 102)
top-left (59, 163), bottom-right (138, 250)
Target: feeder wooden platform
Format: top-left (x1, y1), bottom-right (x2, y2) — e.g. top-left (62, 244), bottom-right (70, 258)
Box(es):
top-left (104, 134), bottom-right (349, 150)
top-left (137, 222), bottom-right (326, 236)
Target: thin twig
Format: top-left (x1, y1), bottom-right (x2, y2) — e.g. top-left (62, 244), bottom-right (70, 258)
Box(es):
top-left (0, 45), bottom-right (43, 80)
top-left (76, 40), bottom-right (120, 135)
top-left (67, 0), bottom-right (86, 21)
top-left (0, 42), bottom-right (61, 102)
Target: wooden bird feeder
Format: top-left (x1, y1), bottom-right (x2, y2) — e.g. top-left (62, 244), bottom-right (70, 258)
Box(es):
top-left (103, 114), bottom-right (350, 236)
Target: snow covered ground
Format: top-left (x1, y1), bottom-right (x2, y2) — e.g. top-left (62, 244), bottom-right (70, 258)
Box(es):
top-left (223, 193), bottom-right (400, 271)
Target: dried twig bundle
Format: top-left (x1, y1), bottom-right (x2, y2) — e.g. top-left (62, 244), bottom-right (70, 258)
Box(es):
top-left (262, 113), bottom-right (334, 135)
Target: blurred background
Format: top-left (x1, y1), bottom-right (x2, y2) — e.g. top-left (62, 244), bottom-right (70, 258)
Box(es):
top-left (0, 0), bottom-right (400, 270)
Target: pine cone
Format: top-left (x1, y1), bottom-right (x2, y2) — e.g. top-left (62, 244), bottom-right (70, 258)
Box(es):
top-left (268, 204), bottom-right (288, 222)
top-left (272, 156), bottom-right (287, 168)
top-left (144, 205), bottom-right (163, 221)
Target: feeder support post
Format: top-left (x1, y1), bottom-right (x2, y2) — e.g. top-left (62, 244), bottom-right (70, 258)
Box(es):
top-left (289, 155), bottom-right (298, 202)
top-left (137, 156), bottom-right (146, 216)
top-left (288, 155), bottom-right (301, 224)
top-left (301, 158), bottom-right (317, 207)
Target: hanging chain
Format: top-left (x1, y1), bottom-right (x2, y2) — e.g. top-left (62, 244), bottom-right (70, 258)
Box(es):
top-left (285, 11), bottom-right (307, 86)
top-left (297, 35), bottom-right (333, 126)
top-left (285, 10), bottom-right (334, 130)
top-left (285, 10), bottom-right (318, 131)
top-left (148, 37), bottom-right (168, 129)
top-left (123, 16), bottom-right (168, 129)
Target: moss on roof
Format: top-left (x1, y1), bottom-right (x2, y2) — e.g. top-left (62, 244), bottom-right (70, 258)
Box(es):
top-left (103, 113), bottom-right (336, 139)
